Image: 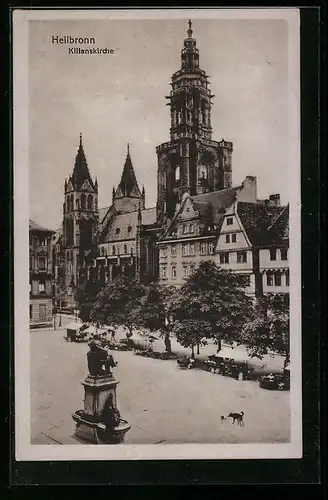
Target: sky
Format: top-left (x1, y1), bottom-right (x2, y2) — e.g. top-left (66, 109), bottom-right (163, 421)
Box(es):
top-left (29, 17), bottom-right (289, 230)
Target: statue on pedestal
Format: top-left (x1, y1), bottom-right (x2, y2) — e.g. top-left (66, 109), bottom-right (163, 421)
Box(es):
top-left (87, 339), bottom-right (117, 376)
top-left (72, 337), bottom-right (130, 444)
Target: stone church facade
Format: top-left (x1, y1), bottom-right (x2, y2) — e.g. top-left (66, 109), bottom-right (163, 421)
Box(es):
top-left (53, 21), bottom-right (289, 310)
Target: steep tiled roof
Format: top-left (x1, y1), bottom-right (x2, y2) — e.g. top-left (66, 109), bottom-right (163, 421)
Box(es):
top-left (29, 219), bottom-right (54, 233)
top-left (100, 207), bottom-right (156, 243)
top-left (237, 202), bottom-right (288, 247)
top-left (193, 186), bottom-right (240, 224)
top-left (98, 206), bottom-right (111, 224)
top-left (267, 204), bottom-right (289, 244)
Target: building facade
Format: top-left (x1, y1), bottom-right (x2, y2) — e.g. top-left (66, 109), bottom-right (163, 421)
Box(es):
top-left (53, 21), bottom-right (289, 308)
top-left (29, 220), bottom-right (54, 327)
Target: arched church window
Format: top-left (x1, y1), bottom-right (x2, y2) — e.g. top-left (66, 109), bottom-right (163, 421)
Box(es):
top-left (76, 199), bottom-right (80, 209)
top-left (81, 193), bottom-right (86, 209)
top-left (124, 244), bottom-right (127, 254)
top-left (70, 194), bottom-right (74, 211)
top-left (199, 165), bottom-right (208, 179)
top-left (112, 245), bottom-right (116, 255)
top-left (175, 165), bottom-right (181, 182)
top-left (66, 196), bottom-right (70, 212)
top-left (87, 195), bottom-right (93, 210)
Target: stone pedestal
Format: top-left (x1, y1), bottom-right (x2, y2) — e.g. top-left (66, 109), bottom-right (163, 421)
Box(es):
top-left (72, 374), bottom-right (131, 444)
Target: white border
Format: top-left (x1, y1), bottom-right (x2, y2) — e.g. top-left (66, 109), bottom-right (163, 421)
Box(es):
top-left (14, 8), bottom-right (301, 461)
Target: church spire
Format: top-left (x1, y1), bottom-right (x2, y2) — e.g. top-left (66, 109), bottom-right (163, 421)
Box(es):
top-left (71, 133), bottom-right (95, 190)
top-left (187, 19), bottom-right (193, 38)
top-left (181, 19), bottom-right (199, 71)
top-left (115, 144), bottom-right (142, 199)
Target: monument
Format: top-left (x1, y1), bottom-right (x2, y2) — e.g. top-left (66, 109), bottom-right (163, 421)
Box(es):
top-left (72, 339), bottom-right (131, 444)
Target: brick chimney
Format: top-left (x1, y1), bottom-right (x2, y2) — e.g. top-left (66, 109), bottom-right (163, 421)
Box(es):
top-left (269, 194), bottom-right (281, 207)
top-left (238, 176), bottom-right (257, 203)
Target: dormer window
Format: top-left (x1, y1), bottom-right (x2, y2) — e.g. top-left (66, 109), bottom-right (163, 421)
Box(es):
top-left (128, 226), bottom-right (132, 233)
top-left (227, 217), bottom-right (233, 225)
top-left (115, 228), bottom-right (120, 234)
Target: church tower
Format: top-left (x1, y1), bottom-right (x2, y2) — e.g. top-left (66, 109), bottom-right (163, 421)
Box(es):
top-left (62, 133), bottom-right (98, 308)
top-left (112, 144), bottom-right (145, 213)
top-left (156, 20), bottom-right (233, 224)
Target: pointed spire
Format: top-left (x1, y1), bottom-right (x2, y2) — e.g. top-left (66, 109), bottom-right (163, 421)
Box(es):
top-left (141, 185), bottom-right (145, 209)
top-left (181, 19), bottom-right (199, 71)
top-left (112, 186), bottom-right (116, 203)
top-left (127, 142), bottom-right (130, 156)
top-left (71, 133), bottom-right (95, 191)
top-left (115, 145), bottom-right (142, 199)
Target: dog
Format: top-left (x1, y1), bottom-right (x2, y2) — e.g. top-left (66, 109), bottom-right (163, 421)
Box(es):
top-left (220, 415), bottom-right (227, 422)
top-left (227, 411), bottom-right (244, 426)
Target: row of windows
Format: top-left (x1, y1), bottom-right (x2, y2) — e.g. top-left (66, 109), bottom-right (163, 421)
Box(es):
top-left (182, 223), bottom-right (195, 235)
top-left (269, 248), bottom-right (288, 261)
top-left (114, 226), bottom-right (132, 235)
top-left (66, 194), bottom-right (95, 212)
top-left (225, 233), bottom-right (237, 243)
top-left (219, 251), bottom-right (247, 265)
top-left (160, 241), bottom-right (214, 258)
top-left (30, 236), bottom-right (47, 247)
top-left (160, 264), bottom-right (196, 280)
top-left (100, 245), bottom-right (133, 257)
top-left (29, 256), bottom-right (47, 271)
top-left (30, 281), bottom-right (46, 294)
top-left (160, 265), bottom-right (252, 285)
top-left (266, 272), bottom-right (289, 287)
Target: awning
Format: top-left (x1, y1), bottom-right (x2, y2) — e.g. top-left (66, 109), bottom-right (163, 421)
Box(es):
top-left (215, 345), bottom-right (249, 362)
top-left (66, 322), bottom-right (83, 331)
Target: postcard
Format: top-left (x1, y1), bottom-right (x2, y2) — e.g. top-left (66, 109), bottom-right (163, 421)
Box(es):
top-left (13, 8), bottom-right (301, 461)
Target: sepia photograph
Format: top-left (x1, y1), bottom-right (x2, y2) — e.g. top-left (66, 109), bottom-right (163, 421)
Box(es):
top-left (13, 8), bottom-right (301, 461)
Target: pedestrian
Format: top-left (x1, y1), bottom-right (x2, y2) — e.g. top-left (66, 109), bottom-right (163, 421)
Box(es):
top-left (110, 329), bottom-right (116, 342)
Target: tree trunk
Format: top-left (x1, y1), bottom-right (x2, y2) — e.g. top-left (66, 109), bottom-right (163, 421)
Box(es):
top-left (126, 326), bottom-right (133, 339)
top-left (191, 344), bottom-right (195, 359)
top-left (164, 331), bottom-right (172, 354)
top-left (197, 344), bottom-right (200, 355)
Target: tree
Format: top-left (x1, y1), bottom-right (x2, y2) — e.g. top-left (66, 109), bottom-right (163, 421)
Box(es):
top-left (241, 293), bottom-right (290, 363)
top-left (171, 260), bottom-right (253, 356)
top-left (90, 276), bottom-right (145, 338)
top-left (137, 282), bottom-right (178, 354)
top-left (78, 278), bottom-right (103, 322)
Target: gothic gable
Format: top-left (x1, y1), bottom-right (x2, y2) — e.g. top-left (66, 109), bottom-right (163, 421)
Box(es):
top-left (66, 180), bottom-right (74, 193)
top-left (177, 196), bottom-right (199, 221)
top-left (80, 179), bottom-right (94, 193)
